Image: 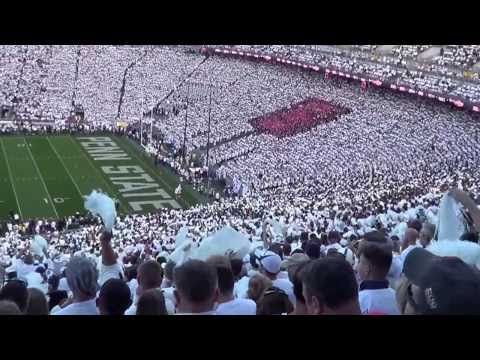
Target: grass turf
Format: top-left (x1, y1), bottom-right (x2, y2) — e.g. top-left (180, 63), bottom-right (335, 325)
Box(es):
top-left (0, 134), bottom-right (206, 221)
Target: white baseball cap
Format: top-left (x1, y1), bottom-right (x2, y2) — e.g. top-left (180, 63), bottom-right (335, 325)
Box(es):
top-left (258, 251), bottom-right (282, 274)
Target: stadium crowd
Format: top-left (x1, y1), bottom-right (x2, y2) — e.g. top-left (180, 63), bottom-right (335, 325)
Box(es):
top-left (1, 45), bottom-right (480, 315)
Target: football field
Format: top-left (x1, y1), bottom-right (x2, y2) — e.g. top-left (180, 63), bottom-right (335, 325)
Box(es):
top-left (0, 135), bottom-right (205, 221)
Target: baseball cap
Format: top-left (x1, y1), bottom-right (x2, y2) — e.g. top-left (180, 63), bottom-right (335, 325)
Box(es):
top-left (404, 248), bottom-right (480, 315)
top-left (258, 251), bottom-right (282, 274)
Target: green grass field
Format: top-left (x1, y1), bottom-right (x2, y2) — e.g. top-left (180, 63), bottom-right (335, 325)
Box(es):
top-left (0, 135), bottom-right (205, 221)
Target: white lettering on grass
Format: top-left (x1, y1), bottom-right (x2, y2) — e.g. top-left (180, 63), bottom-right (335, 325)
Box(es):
top-left (114, 182), bottom-right (159, 193)
top-left (101, 166), bottom-right (144, 175)
top-left (123, 189), bottom-right (170, 198)
top-left (92, 153), bottom-right (131, 161)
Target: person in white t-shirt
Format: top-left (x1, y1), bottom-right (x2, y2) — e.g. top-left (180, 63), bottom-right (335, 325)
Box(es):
top-left (258, 251), bottom-right (295, 307)
top-left (173, 259), bottom-right (219, 315)
top-left (207, 256), bottom-right (256, 315)
top-left (96, 278), bottom-right (132, 315)
top-left (98, 231), bottom-right (124, 286)
top-left (357, 233), bottom-right (400, 315)
top-left (398, 228), bottom-right (421, 270)
top-left (124, 260), bottom-right (174, 315)
top-left (52, 256), bottom-right (99, 315)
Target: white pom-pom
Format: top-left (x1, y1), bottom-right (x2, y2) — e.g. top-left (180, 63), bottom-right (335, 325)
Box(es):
top-left (84, 190), bottom-right (117, 232)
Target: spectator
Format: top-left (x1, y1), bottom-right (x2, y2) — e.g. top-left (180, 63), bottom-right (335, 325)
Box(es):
top-left (247, 274), bottom-right (272, 304)
top-left (0, 280), bottom-right (29, 314)
top-left (290, 261), bottom-right (309, 315)
top-left (52, 257), bottom-right (98, 315)
top-left (97, 278), bottom-right (132, 315)
top-left (419, 223), bottom-right (436, 248)
top-left (207, 256), bottom-right (256, 315)
top-left (0, 300), bottom-right (22, 315)
top-left (47, 274), bottom-right (68, 311)
top-left (357, 239), bottom-right (400, 315)
top-left (305, 241), bottom-right (321, 260)
top-left (258, 251), bottom-right (295, 306)
top-left (257, 287), bottom-right (294, 315)
top-left (136, 289), bottom-right (168, 315)
top-left (403, 248), bottom-right (480, 314)
top-left (125, 260), bottom-right (172, 315)
top-left (301, 257), bottom-right (361, 315)
top-left (25, 288), bottom-right (49, 315)
top-left (173, 259), bottom-right (219, 315)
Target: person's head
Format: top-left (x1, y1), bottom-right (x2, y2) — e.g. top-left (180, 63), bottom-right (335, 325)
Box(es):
top-left (257, 287), bottom-right (294, 315)
top-left (48, 274), bottom-right (60, 293)
top-left (0, 280), bottom-right (29, 313)
top-left (137, 260), bottom-right (163, 294)
top-left (173, 260), bottom-right (218, 314)
top-left (327, 231), bottom-right (341, 245)
top-left (65, 256), bottom-right (98, 302)
top-left (247, 274), bottom-right (272, 303)
top-left (282, 243), bottom-right (291, 257)
top-left (305, 241), bottom-right (321, 260)
top-left (97, 278), bottom-right (132, 315)
top-left (0, 300), bottom-right (22, 315)
top-left (419, 223), bottom-right (436, 248)
top-left (164, 260), bottom-right (176, 284)
top-left (268, 243), bottom-right (283, 260)
top-left (402, 228), bottom-right (419, 251)
top-left (301, 257), bottom-right (360, 315)
top-left (25, 288), bottom-right (48, 315)
top-left (403, 248), bottom-right (480, 315)
top-left (291, 261), bottom-right (309, 315)
top-left (282, 253), bottom-right (310, 281)
top-left (230, 258), bottom-right (244, 280)
top-left (390, 235), bottom-right (401, 253)
top-left (207, 256), bottom-right (235, 301)
top-left (407, 219), bottom-right (422, 233)
top-left (136, 289), bottom-right (167, 315)
top-left (258, 251), bottom-right (282, 280)
top-left (357, 240), bottom-right (393, 282)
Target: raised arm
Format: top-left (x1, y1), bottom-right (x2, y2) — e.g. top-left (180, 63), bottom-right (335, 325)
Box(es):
top-left (449, 189), bottom-right (480, 232)
top-left (100, 230), bottom-right (117, 266)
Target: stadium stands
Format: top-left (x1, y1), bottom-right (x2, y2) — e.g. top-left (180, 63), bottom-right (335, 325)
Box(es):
top-left (1, 45), bottom-right (480, 315)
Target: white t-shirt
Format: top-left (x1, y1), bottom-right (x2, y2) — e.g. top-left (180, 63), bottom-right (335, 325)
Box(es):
top-left (125, 288), bottom-right (175, 315)
top-left (216, 298), bottom-right (257, 315)
top-left (58, 277), bottom-right (71, 293)
top-left (359, 288), bottom-right (400, 315)
top-left (98, 262), bottom-right (123, 287)
top-left (234, 276), bottom-right (250, 299)
top-left (52, 298), bottom-right (99, 315)
top-left (399, 244), bottom-right (421, 270)
top-left (273, 278), bottom-right (295, 307)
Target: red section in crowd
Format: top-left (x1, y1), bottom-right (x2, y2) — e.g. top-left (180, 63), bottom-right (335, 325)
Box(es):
top-left (249, 98), bottom-right (351, 138)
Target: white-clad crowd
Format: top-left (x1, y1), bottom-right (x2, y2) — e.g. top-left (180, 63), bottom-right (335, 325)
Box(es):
top-left (1, 45), bottom-right (480, 315)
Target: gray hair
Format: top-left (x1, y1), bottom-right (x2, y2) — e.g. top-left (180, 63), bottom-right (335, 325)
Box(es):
top-left (66, 256), bottom-right (98, 298)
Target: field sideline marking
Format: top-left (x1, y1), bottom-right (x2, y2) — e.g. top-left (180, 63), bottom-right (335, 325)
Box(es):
top-left (46, 137), bottom-right (85, 201)
top-left (67, 136), bottom-right (130, 214)
top-left (0, 138), bottom-right (24, 219)
top-left (23, 137), bottom-right (59, 218)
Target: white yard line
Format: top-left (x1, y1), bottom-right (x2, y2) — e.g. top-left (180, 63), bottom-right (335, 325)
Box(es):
top-left (47, 137), bottom-right (85, 200)
top-left (0, 138), bottom-right (24, 219)
top-left (23, 138), bottom-right (59, 218)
